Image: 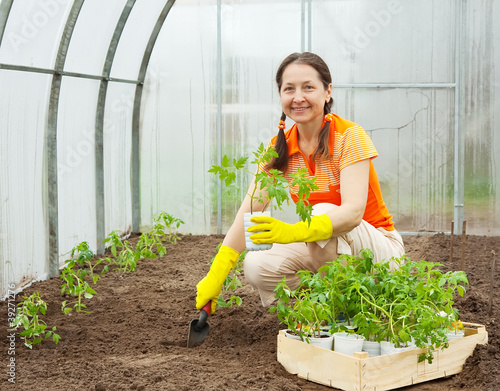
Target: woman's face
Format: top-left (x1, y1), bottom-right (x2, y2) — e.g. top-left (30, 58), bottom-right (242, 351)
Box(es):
top-left (279, 63), bottom-right (331, 127)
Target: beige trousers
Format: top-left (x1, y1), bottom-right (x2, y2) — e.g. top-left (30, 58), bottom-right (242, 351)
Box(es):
top-left (243, 203), bottom-right (405, 307)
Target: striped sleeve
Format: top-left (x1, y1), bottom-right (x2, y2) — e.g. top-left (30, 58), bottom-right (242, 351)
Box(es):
top-left (338, 125), bottom-right (378, 170)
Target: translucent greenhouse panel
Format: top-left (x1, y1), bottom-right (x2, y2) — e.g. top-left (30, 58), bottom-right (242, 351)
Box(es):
top-left (140, 1), bottom-right (217, 235)
top-left (0, 71), bottom-right (50, 297)
top-left (57, 77), bottom-right (100, 263)
top-left (63, 0), bottom-right (128, 76)
top-left (103, 82), bottom-right (133, 237)
top-left (110, 1), bottom-right (168, 81)
top-left (218, 0), bottom-right (303, 231)
top-left (0, 0), bottom-right (71, 68)
top-left (462, 0), bottom-right (500, 235)
top-left (141, 0), bottom-right (303, 234)
top-left (332, 88), bottom-right (455, 233)
top-left (312, 0), bottom-right (454, 84)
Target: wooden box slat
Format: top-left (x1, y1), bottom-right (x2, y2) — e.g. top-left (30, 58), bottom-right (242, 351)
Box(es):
top-left (277, 322), bottom-right (488, 391)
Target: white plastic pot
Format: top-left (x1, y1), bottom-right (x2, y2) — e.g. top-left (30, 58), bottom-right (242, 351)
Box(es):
top-left (285, 330), bottom-right (333, 350)
top-left (362, 340), bottom-right (381, 357)
top-left (445, 330), bottom-right (465, 341)
top-left (333, 332), bottom-right (365, 356)
top-left (244, 211), bottom-right (272, 251)
top-left (380, 341), bottom-right (417, 355)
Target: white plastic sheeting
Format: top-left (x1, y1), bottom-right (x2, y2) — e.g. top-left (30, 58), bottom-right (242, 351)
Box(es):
top-left (57, 77), bottom-right (100, 260)
top-left (0, 71), bottom-right (50, 290)
top-left (103, 82), bottom-right (134, 236)
top-left (0, 0), bottom-right (499, 299)
top-left (0, 0), bottom-right (72, 68)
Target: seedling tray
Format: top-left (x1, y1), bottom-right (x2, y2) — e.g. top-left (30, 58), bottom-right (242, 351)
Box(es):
top-left (277, 322), bottom-right (488, 391)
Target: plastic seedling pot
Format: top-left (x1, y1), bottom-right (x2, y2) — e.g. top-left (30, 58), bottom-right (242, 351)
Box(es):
top-left (333, 332), bottom-right (365, 356)
top-left (244, 211), bottom-right (272, 251)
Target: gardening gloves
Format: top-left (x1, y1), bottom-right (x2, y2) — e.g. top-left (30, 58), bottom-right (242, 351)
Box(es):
top-left (247, 214), bottom-right (333, 244)
top-left (196, 245), bottom-right (239, 314)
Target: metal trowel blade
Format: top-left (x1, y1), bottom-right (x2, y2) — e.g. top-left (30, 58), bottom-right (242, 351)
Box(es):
top-left (187, 318), bottom-right (210, 348)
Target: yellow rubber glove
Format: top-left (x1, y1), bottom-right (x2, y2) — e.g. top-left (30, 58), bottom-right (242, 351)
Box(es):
top-left (247, 214), bottom-right (333, 244)
top-left (196, 245), bottom-right (239, 314)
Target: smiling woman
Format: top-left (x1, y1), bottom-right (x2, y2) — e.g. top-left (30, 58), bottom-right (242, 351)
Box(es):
top-left (279, 62), bottom-right (331, 138)
top-left (195, 51), bottom-right (406, 313)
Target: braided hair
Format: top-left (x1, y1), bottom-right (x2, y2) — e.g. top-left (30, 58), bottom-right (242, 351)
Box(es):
top-left (268, 52), bottom-right (334, 172)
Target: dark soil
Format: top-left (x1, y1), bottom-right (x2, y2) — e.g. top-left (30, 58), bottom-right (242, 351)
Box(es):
top-left (1, 233), bottom-right (499, 391)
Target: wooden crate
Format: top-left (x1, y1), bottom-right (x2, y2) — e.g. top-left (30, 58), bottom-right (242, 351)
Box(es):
top-left (277, 322), bottom-right (488, 391)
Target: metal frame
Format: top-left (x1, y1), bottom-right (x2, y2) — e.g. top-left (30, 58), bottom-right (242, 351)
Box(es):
top-left (95, 0), bottom-right (137, 254)
top-left (0, 0), bottom-right (177, 291)
top-left (216, 0), bottom-right (222, 234)
top-left (213, 1), bottom-right (466, 234)
top-left (0, 0), bottom-right (13, 46)
top-left (0, 0), bottom-right (470, 289)
top-left (0, 63), bottom-right (139, 83)
top-left (131, 0), bottom-right (176, 232)
top-left (46, 0), bottom-right (85, 278)
top-left (453, 0), bottom-right (466, 235)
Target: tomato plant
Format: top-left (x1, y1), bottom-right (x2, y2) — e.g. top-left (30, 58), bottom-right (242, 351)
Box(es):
top-left (10, 292), bottom-right (60, 348)
top-left (209, 143), bottom-right (318, 223)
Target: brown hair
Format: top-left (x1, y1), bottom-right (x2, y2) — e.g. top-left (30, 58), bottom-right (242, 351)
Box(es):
top-left (269, 52), bottom-right (333, 172)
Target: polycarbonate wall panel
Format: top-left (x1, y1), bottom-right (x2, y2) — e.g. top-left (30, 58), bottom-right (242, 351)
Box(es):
top-left (0, 0), bottom-right (71, 68)
top-left (140, 1), bottom-right (218, 234)
top-left (462, 0), bottom-right (499, 235)
top-left (313, 0), bottom-right (455, 84)
top-left (57, 77), bottom-right (99, 264)
top-left (141, 0), bottom-right (303, 234)
top-left (218, 0), bottom-right (303, 231)
top-left (64, 0), bottom-right (128, 76)
top-left (333, 88), bottom-right (455, 232)
top-left (0, 71), bottom-right (50, 294)
top-left (311, 0), bottom-right (499, 235)
top-left (103, 82), bottom-right (134, 236)
top-left (110, 1), bottom-right (168, 80)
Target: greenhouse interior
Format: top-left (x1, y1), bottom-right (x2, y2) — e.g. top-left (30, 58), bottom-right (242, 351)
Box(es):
top-left (1, 0), bottom-right (499, 298)
top-left (1, 1), bottom-right (500, 390)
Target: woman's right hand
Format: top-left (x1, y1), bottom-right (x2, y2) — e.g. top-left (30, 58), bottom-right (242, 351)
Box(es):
top-left (195, 245), bottom-right (240, 314)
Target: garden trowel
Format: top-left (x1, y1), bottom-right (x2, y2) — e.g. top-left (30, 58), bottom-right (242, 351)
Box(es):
top-left (187, 302), bottom-right (211, 348)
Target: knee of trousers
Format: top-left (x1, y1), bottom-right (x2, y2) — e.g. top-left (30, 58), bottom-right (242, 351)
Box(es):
top-left (242, 250), bottom-right (268, 288)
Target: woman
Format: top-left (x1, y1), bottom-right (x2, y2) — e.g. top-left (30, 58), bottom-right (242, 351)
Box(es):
top-left (196, 52), bottom-right (405, 313)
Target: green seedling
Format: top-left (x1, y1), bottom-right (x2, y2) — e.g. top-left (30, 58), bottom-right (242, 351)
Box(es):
top-left (209, 143), bottom-right (318, 223)
top-left (103, 230), bottom-right (141, 272)
top-left (136, 229), bottom-right (167, 259)
top-left (10, 292), bottom-right (60, 349)
top-left (154, 212), bottom-right (184, 244)
top-left (270, 250), bottom-right (469, 363)
top-left (61, 241), bottom-right (102, 314)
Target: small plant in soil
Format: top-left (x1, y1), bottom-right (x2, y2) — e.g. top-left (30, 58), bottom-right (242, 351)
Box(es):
top-left (103, 230), bottom-right (141, 272)
top-left (61, 241), bottom-right (105, 314)
top-left (137, 212), bottom-right (184, 258)
top-left (10, 292), bottom-right (60, 348)
top-left (154, 211), bottom-right (184, 244)
top-left (209, 143), bottom-right (318, 223)
top-left (215, 244), bottom-right (247, 308)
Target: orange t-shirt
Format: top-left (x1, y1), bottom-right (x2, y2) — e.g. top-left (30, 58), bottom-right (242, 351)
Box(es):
top-left (263, 113), bottom-right (394, 231)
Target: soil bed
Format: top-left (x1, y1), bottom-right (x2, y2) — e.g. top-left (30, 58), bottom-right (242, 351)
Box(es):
top-left (1, 233), bottom-right (499, 391)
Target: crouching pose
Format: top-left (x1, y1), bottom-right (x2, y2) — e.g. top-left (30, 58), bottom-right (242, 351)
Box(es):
top-left (196, 52), bottom-right (405, 313)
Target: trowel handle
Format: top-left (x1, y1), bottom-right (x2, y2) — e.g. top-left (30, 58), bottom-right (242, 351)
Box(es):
top-left (195, 302), bottom-right (211, 330)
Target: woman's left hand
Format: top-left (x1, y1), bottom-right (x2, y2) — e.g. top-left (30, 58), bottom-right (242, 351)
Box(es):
top-left (247, 214), bottom-right (332, 244)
